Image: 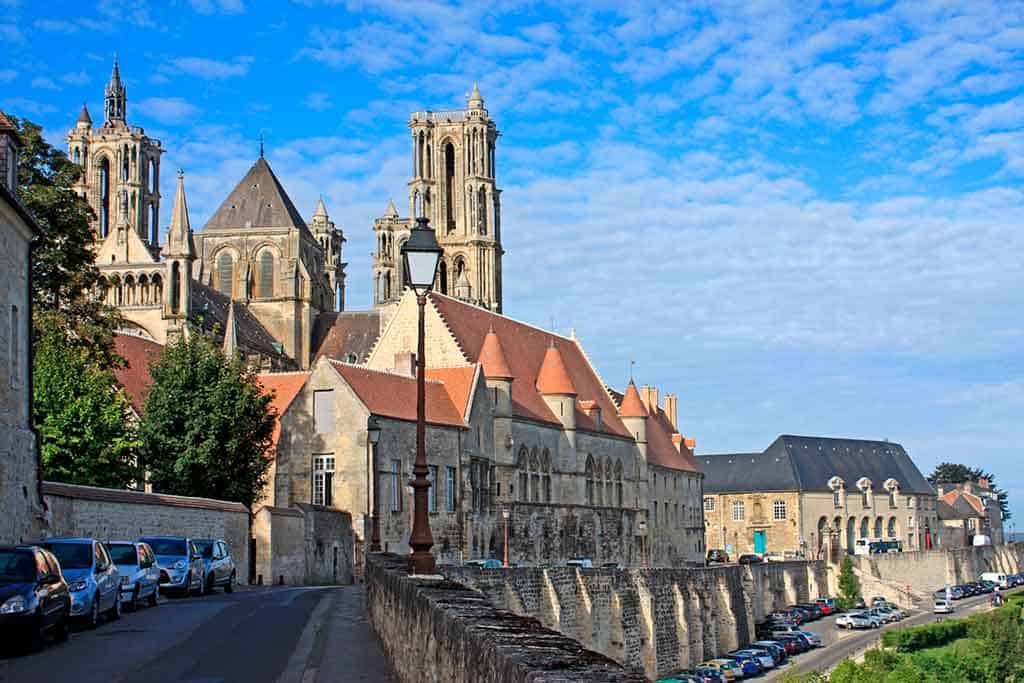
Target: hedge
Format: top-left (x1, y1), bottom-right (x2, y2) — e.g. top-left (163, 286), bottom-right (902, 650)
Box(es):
top-left (881, 620), bottom-right (969, 652)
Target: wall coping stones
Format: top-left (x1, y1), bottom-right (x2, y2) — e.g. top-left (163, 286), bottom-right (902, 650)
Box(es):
top-left (366, 553), bottom-right (644, 683)
top-left (42, 481), bottom-right (248, 514)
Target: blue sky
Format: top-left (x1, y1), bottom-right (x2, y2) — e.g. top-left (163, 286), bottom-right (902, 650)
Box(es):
top-left (3, 0), bottom-right (1023, 522)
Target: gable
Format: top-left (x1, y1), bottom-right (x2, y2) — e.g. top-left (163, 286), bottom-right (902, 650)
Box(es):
top-left (202, 157), bottom-right (309, 233)
top-left (365, 293), bottom-right (469, 370)
top-left (95, 223), bottom-right (160, 266)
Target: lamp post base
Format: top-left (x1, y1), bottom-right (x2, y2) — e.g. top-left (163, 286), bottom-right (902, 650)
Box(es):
top-left (409, 550), bottom-right (436, 575)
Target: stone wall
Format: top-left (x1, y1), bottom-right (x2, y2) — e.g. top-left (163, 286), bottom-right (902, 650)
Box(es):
top-left (253, 503), bottom-right (353, 586)
top-left (366, 553), bottom-right (642, 683)
top-left (43, 481), bottom-right (250, 580)
top-left (442, 560), bottom-right (827, 680)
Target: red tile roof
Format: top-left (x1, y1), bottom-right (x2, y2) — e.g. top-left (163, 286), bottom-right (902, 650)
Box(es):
top-left (646, 406), bottom-right (701, 473)
top-left (257, 372), bottom-right (310, 448)
top-left (331, 362), bottom-right (466, 429)
top-left (536, 344), bottom-right (577, 395)
top-left (424, 366), bottom-right (479, 421)
top-left (478, 329), bottom-right (514, 380)
top-left (619, 382), bottom-right (647, 417)
top-left (113, 334), bottom-right (164, 414)
top-left (940, 488), bottom-right (986, 516)
top-left (429, 294), bottom-right (629, 437)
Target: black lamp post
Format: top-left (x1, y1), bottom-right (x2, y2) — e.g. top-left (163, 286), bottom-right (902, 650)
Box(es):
top-left (401, 216), bottom-right (443, 575)
top-left (367, 415), bottom-right (382, 552)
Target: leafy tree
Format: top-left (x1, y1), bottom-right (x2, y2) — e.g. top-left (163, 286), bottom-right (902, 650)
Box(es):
top-left (139, 330), bottom-right (275, 508)
top-left (928, 462), bottom-right (1011, 521)
top-left (33, 310), bottom-right (139, 488)
top-left (837, 556), bottom-right (861, 610)
top-left (12, 116), bottom-right (121, 369)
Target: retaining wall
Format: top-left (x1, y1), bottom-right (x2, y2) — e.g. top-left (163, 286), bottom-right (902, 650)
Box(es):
top-left (366, 553), bottom-right (642, 683)
top-left (253, 503), bottom-right (354, 586)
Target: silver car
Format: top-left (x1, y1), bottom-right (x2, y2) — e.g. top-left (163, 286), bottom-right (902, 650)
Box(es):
top-left (140, 536), bottom-right (204, 596)
top-left (193, 539), bottom-right (236, 593)
top-left (39, 538), bottom-right (121, 628)
top-left (107, 541), bottom-right (160, 610)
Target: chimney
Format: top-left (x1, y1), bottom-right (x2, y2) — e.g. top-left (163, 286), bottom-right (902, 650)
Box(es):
top-left (671, 433), bottom-right (683, 453)
top-left (936, 484), bottom-right (946, 497)
top-left (639, 385), bottom-right (658, 414)
top-left (394, 352), bottom-right (416, 376)
top-left (664, 394), bottom-right (678, 430)
top-left (963, 481), bottom-right (973, 494)
top-left (978, 477), bottom-right (990, 490)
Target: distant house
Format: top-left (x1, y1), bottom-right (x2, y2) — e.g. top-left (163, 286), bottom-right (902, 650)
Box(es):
top-left (701, 435), bottom-right (938, 559)
top-left (937, 480), bottom-right (1004, 545)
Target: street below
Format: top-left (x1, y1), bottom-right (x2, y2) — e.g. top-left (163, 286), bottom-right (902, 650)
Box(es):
top-left (0, 584), bottom-right (394, 683)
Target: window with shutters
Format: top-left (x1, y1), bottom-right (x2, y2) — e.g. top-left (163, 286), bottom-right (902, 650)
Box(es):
top-left (217, 251), bottom-right (234, 296)
top-left (257, 250), bottom-right (274, 298)
top-left (313, 390), bottom-right (335, 433)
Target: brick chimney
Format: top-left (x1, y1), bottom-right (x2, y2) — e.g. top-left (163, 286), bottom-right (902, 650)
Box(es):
top-left (664, 393), bottom-right (678, 430)
top-left (936, 484), bottom-right (946, 497)
top-left (639, 385), bottom-right (658, 415)
top-left (978, 477), bottom-right (990, 490)
top-left (394, 352), bottom-right (416, 377)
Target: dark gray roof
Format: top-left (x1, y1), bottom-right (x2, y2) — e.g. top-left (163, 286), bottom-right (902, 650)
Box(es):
top-left (312, 311), bottom-right (381, 364)
top-left (189, 281), bottom-right (289, 363)
top-left (700, 435), bottom-right (934, 495)
top-left (937, 498), bottom-right (974, 521)
top-left (202, 157), bottom-right (310, 234)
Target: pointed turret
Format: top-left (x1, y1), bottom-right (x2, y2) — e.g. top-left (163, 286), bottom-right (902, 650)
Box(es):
top-left (480, 327), bottom-right (514, 421)
top-left (468, 82), bottom-right (484, 109)
top-left (164, 169), bottom-right (194, 258)
top-left (385, 198), bottom-right (399, 218)
top-left (163, 170), bottom-right (194, 327)
top-left (223, 301), bottom-right (238, 357)
top-left (537, 342), bottom-right (577, 446)
top-left (480, 328), bottom-right (513, 380)
top-left (104, 55), bottom-right (126, 124)
top-left (76, 103), bottom-right (92, 128)
top-left (313, 195), bottom-right (328, 218)
top-left (619, 380), bottom-right (648, 458)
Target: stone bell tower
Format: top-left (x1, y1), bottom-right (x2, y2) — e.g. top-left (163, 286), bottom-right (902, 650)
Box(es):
top-left (373, 84), bottom-right (503, 312)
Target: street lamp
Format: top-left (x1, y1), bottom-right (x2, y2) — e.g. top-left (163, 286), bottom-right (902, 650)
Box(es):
top-left (502, 507), bottom-right (511, 568)
top-left (367, 415), bottom-right (382, 553)
top-left (401, 216), bottom-right (443, 575)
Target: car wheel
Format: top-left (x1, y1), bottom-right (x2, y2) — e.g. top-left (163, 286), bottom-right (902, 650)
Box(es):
top-left (88, 595), bottom-right (101, 629)
top-left (53, 611), bottom-right (70, 643)
top-left (206, 573), bottom-right (215, 594)
top-left (108, 594), bottom-right (121, 620)
top-left (148, 586), bottom-right (159, 607)
top-left (225, 571), bottom-right (235, 594)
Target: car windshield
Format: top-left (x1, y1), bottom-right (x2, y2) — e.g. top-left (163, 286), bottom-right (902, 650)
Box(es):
top-left (143, 539), bottom-right (187, 556)
top-left (194, 541), bottom-right (215, 559)
top-left (0, 550), bottom-right (37, 582)
top-left (107, 544), bottom-right (138, 565)
top-left (43, 542), bottom-right (92, 570)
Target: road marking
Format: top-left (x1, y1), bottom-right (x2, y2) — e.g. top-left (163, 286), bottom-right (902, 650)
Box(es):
top-left (276, 589), bottom-right (337, 683)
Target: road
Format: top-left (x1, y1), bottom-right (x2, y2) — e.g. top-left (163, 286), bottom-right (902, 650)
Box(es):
top-left (764, 587), bottom-right (1020, 679)
top-left (0, 584), bottom-right (395, 683)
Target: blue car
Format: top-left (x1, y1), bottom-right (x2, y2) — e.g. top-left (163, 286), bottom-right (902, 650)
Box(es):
top-left (726, 653), bottom-right (762, 677)
top-left (38, 538), bottom-right (120, 628)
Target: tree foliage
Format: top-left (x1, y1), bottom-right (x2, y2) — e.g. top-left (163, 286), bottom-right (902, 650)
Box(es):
top-left (33, 310), bottom-right (139, 488)
top-left (837, 556), bottom-right (861, 610)
top-left (927, 462), bottom-right (1010, 521)
top-left (139, 330), bottom-right (275, 508)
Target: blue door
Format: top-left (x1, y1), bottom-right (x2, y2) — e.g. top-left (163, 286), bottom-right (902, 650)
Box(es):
top-left (754, 530), bottom-right (767, 554)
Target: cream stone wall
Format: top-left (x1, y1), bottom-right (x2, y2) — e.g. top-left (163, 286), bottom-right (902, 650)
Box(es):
top-left (365, 295), bottom-right (469, 371)
top-left (703, 491), bottom-right (803, 557)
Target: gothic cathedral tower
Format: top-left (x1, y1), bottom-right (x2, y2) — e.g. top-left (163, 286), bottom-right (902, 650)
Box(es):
top-left (373, 84), bottom-right (503, 312)
top-left (67, 57), bottom-right (164, 259)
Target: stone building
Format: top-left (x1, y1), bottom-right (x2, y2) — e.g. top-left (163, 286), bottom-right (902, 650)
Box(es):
top-left (372, 85), bottom-right (503, 312)
top-left (937, 480), bottom-right (1004, 545)
top-left (0, 111), bottom-right (44, 544)
top-left (66, 60), bottom-right (345, 369)
top-left (701, 436), bottom-right (938, 559)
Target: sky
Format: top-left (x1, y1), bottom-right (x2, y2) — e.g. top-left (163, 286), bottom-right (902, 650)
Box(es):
top-left (2, 0), bottom-right (1023, 522)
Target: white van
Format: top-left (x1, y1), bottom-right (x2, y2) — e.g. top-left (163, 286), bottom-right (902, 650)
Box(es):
top-left (981, 572), bottom-right (1009, 588)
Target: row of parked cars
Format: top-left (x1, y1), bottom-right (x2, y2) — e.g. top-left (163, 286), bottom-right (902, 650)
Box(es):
top-left (657, 598), bottom-right (834, 681)
top-left (0, 535), bottom-right (236, 651)
top-left (835, 597), bottom-right (906, 629)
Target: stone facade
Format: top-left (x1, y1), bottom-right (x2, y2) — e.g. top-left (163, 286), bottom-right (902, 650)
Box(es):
top-left (0, 113), bottom-right (43, 545)
top-left (373, 84), bottom-right (503, 312)
top-left (703, 491), bottom-right (803, 558)
top-left (253, 503), bottom-right (353, 586)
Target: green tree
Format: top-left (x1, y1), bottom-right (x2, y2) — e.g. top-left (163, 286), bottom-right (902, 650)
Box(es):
top-left (33, 310), bottom-right (139, 488)
top-left (139, 330), bottom-right (275, 508)
top-left (837, 556), bottom-right (861, 610)
top-left (928, 462), bottom-right (1011, 521)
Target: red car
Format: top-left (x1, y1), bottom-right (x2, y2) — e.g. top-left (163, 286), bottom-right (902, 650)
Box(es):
top-left (815, 597), bottom-right (837, 616)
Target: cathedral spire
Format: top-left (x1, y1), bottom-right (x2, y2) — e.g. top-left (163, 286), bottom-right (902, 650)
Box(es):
top-left (223, 300), bottom-right (239, 357)
top-left (468, 82), bottom-right (483, 109)
top-left (385, 198), bottom-right (398, 218)
top-left (104, 55), bottom-right (126, 123)
top-left (313, 195), bottom-right (328, 218)
top-left (164, 169), bottom-right (194, 258)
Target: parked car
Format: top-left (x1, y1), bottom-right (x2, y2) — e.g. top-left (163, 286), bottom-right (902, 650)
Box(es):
top-left (774, 633), bottom-right (810, 653)
top-left (796, 630), bottom-right (823, 647)
top-left (934, 599), bottom-right (954, 614)
top-left (730, 648), bottom-right (774, 669)
top-left (657, 674), bottom-right (702, 683)
top-left (141, 536), bottom-right (204, 596)
top-left (814, 597), bottom-right (837, 615)
top-left (737, 554), bottom-right (763, 565)
top-left (0, 546), bottom-right (70, 649)
top-left (38, 538), bottom-right (120, 627)
top-left (464, 559), bottom-right (502, 569)
top-left (724, 652), bottom-right (762, 677)
top-left (692, 667), bottom-right (727, 683)
top-left (564, 558), bottom-right (593, 568)
top-left (752, 640), bottom-right (787, 663)
top-left (836, 612), bottom-right (875, 629)
top-left (871, 596), bottom-right (888, 607)
top-left (703, 658), bottom-right (742, 679)
top-left (194, 539), bottom-right (236, 593)
top-left (107, 541), bottom-right (160, 610)
top-left (795, 602), bottom-right (824, 620)
top-left (706, 549), bottom-right (730, 564)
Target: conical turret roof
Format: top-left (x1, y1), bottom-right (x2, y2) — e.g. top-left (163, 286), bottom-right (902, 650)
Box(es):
top-left (619, 381), bottom-right (647, 418)
top-left (385, 198), bottom-right (399, 218)
top-left (164, 169), bottom-right (195, 257)
top-left (313, 195), bottom-right (328, 218)
top-left (203, 157), bottom-right (309, 233)
top-left (77, 103), bottom-right (92, 125)
top-left (536, 343), bottom-right (576, 395)
top-left (468, 82), bottom-right (483, 108)
top-left (479, 328), bottom-right (514, 380)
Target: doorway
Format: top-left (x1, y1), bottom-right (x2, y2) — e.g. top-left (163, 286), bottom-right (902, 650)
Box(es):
top-left (753, 530), bottom-right (767, 554)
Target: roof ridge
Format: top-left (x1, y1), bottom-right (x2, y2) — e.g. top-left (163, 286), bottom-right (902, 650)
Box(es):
top-left (431, 292), bottom-right (576, 342)
top-left (427, 293), bottom-right (473, 364)
top-left (329, 358), bottom-right (450, 385)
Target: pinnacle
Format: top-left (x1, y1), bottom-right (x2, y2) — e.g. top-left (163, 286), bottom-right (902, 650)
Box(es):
top-left (385, 198), bottom-right (399, 218)
top-left (314, 195), bottom-right (328, 218)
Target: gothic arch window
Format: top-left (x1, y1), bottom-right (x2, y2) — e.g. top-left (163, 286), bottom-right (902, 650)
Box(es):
top-left (541, 449), bottom-right (551, 503)
top-left (417, 132), bottom-right (425, 178)
top-left (150, 159), bottom-right (157, 193)
top-left (614, 460), bottom-right (623, 507)
top-left (530, 448), bottom-right (540, 503)
top-left (518, 446), bottom-right (529, 503)
top-left (72, 147), bottom-right (80, 164)
top-left (98, 156), bottom-right (111, 239)
top-left (585, 455), bottom-right (595, 506)
top-left (151, 273), bottom-right (163, 304)
top-left (874, 516), bottom-right (883, 538)
top-left (383, 272), bottom-right (392, 301)
top-left (478, 186), bottom-right (487, 235)
top-left (443, 141), bottom-right (456, 234)
top-left (137, 274), bottom-right (149, 305)
top-left (860, 516), bottom-right (869, 539)
top-left (426, 139), bottom-right (432, 178)
top-left (123, 274), bottom-right (136, 305)
top-left (604, 457), bottom-right (613, 506)
top-left (169, 262), bottom-right (181, 313)
top-left (257, 250), bottom-right (275, 299)
top-left (121, 145), bottom-right (130, 181)
top-left (438, 260), bottom-right (448, 296)
top-left (217, 251), bottom-right (234, 297)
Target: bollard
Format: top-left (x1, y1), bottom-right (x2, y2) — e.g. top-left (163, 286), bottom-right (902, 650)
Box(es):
top-left (279, 574), bottom-right (284, 586)
top-left (257, 574), bottom-right (263, 585)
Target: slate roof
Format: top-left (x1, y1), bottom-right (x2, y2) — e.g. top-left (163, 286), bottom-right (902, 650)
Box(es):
top-left (701, 435), bottom-right (934, 495)
top-left (937, 497), bottom-right (976, 521)
top-left (112, 334), bottom-right (163, 414)
top-left (202, 157), bottom-right (310, 234)
top-left (312, 311), bottom-right (381, 364)
top-left (190, 281), bottom-right (285, 362)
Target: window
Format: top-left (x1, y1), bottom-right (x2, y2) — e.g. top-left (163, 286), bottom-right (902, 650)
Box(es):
top-left (615, 460), bottom-right (623, 508)
top-left (833, 490), bottom-right (841, 508)
top-left (732, 500), bottom-right (745, 521)
top-left (773, 500), bottom-right (787, 521)
top-left (445, 466), bottom-right (456, 512)
top-left (217, 251), bottom-right (234, 296)
top-left (313, 455), bottom-right (335, 506)
top-left (390, 459), bottom-right (403, 512)
top-left (257, 250), bottom-right (274, 298)
top-left (10, 305), bottom-right (19, 388)
top-left (313, 390), bottom-right (335, 433)
top-left (585, 455), bottom-right (594, 506)
top-left (652, 500), bottom-right (658, 526)
top-left (704, 497), bottom-right (715, 511)
top-left (428, 465), bottom-right (438, 513)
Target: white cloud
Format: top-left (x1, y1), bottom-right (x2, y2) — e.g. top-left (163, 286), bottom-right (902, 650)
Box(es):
top-left (0, 97), bottom-right (56, 115)
top-left (30, 77), bottom-right (59, 90)
top-left (135, 97), bottom-right (200, 124)
top-left (190, 0), bottom-right (244, 14)
top-left (166, 56), bottom-right (254, 80)
top-left (61, 71), bottom-right (90, 86)
top-left (304, 91), bottom-right (332, 111)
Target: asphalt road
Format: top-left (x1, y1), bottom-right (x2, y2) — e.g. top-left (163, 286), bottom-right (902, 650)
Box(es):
top-left (0, 584), bottom-right (395, 683)
top-left (764, 587), bottom-right (1021, 679)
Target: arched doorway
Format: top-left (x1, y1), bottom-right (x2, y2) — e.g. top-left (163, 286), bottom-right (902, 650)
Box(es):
top-left (846, 517), bottom-right (855, 553)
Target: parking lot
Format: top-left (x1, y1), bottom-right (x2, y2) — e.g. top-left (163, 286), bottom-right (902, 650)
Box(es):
top-left (0, 585), bottom-right (394, 683)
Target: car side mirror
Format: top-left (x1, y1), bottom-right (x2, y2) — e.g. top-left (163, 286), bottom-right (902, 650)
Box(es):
top-left (192, 554), bottom-right (202, 560)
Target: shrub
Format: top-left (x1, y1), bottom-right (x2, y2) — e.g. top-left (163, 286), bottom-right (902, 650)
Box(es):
top-left (836, 556), bottom-right (861, 610)
top-left (882, 620), bottom-right (968, 652)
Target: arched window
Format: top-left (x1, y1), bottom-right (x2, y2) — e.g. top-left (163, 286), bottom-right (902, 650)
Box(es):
top-left (150, 159), bottom-right (157, 193)
top-left (773, 500), bottom-right (787, 521)
top-left (122, 145), bottom-right (129, 181)
top-left (217, 251), bottom-right (234, 296)
top-left (477, 186), bottom-right (487, 235)
top-left (518, 447), bottom-right (528, 503)
top-left (604, 457), bottom-right (613, 506)
top-left (585, 455), bottom-right (595, 506)
top-left (541, 449), bottom-right (551, 503)
top-left (72, 147), bottom-right (80, 164)
top-left (443, 142), bottom-right (456, 233)
top-left (874, 516), bottom-right (883, 538)
top-left (530, 448), bottom-right (540, 503)
top-left (138, 274), bottom-right (149, 305)
top-left (438, 260), bottom-right (448, 295)
top-left (169, 262), bottom-right (180, 313)
top-left (417, 132), bottom-right (425, 177)
top-left (151, 273), bottom-right (163, 304)
top-left (125, 274), bottom-right (137, 305)
top-left (594, 459), bottom-right (603, 506)
top-left (860, 517), bottom-right (869, 539)
top-left (257, 250), bottom-right (274, 298)
top-left (149, 203), bottom-right (158, 245)
top-left (732, 500), bottom-right (745, 521)
top-left (614, 460), bottom-right (623, 507)
top-left (887, 517), bottom-right (897, 538)
top-left (846, 517), bottom-right (855, 553)
top-left (98, 157), bottom-right (111, 238)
